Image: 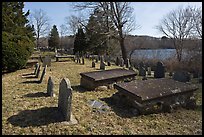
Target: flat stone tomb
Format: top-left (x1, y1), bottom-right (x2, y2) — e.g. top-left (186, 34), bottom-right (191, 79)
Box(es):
top-left (114, 78), bottom-right (198, 114)
top-left (56, 55), bottom-right (75, 62)
top-left (80, 68), bottom-right (137, 90)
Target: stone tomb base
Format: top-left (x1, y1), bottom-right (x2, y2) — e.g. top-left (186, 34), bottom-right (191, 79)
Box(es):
top-left (114, 78), bottom-right (198, 114)
top-left (80, 68), bottom-right (137, 90)
top-left (60, 113), bottom-right (78, 125)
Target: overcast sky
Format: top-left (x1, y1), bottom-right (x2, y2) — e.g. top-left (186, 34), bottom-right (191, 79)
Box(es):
top-left (24, 2), bottom-right (202, 38)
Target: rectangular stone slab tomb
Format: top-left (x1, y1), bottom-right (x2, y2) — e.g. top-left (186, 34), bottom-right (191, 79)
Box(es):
top-left (55, 55), bottom-right (75, 62)
top-left (114, 78), bottom-right (199, 114)
top-left (80, 68), bottom-right (137, 90)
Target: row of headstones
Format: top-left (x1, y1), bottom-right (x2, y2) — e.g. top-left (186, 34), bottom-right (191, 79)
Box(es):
top-left (115, 57), bottom-right (131, 69)
top-left (47, 77), bottom-right (74, 122)
top-left (73, 56), bottom-right (85, 65)
top-left (133, 61), bottom-right (194, 82)
top-left (34, 63), bottom-right (47, 83)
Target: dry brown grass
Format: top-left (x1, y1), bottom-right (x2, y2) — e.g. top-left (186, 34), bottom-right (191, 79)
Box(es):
top-left (2, 56), bottom-right (202, 135)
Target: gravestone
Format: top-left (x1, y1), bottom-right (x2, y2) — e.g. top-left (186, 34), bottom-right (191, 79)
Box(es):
top-left (43, 56), bottom-right (51, 67)
top-left (139, 67), bottom-right (146, 76)
top-left (95, 57), bottom-right (98, 63)
top-left (34, 63), bottom-right (39, 75)
top-left (35, 65), bottom-right (41, 78)
top-left (78, 58), bottom-right (81, 64)
top-left (154, 61), bottom-right (165, 78)
top-left (120, 57), bottom-right (124, 67)
top-left (58, 78), bottom-right (72, 121)
top-left (82, 56), bottom-right (85, 65)
top-left (115, 57), bottom-right (120, 66)
top-left (147, 67), bottom-right (151, 75)
top-left (39, 65), bottom-right (47, 83)
top-left (47, 76), bottom-right (54, 97)
top-left (107, 61), bottom-right (111, 66)
top-left (100, 61), bottom-right (105, 70)
top-left (173, 71), bottom-right (191, 82)
top-left (92, 61), bottom-right (95, 68)
top-left (126, 58), bottom-right (130, 68)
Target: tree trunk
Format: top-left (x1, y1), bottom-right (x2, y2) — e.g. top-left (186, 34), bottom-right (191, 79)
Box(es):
top-left (118, 27), bottom-right (127, 64)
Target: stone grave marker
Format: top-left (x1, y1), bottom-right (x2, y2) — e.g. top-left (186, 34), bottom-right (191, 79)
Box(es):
top-left (35, 64), bottom-right (41, 78)
top-left (126, 58), bottom-right (130, 68)
top-left (43, 56), bottom-right (51, 67)
top-left (147, 67), bottom-right (151, 75)
top-left (154, 61), bottom-right (165, 78)
top-left (139, 66), bottom-right (146, 76)
top-left (120, 57), bottom-right (124, 67)
top-left (92, 61), bottom-right (95, 68)
top-left (47, 76), bottom-right (54, 97)
top-left (107, 61), bottom-right (111, 66)
top-left (39, 65), bottom-right (47, 83)
top-left (58, 78), bottom-right (77, 124)
top-left (115, 57), bottom-right (120, 66)
top-left (100, 60), bottom-right (106, 70)
top-left (78, 58), bottom-right (81, 64)
top-left (34, 63), bottom-right (39, 75)
top-left (82, 56), bottom-right (85, 65)
top-left (173, 71), bottom-right (191, 82)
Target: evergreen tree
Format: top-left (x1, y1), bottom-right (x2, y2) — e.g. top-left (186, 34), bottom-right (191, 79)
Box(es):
top-left (48, 25), bottom-right (60, 50)
top-left (2, 2), bottom-right (35, 72)
top-left (73, 27), bottom-right (87, 55)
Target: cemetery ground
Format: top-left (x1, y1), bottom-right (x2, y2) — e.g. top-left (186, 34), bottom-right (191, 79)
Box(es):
top-left (2, 56), bottom-right (202, 135)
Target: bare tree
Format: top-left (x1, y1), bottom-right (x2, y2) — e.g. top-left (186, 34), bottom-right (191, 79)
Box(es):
top-left (191, 7), bottom-right (202, 38)
top-left (156, 6), bottom-right (195, 62)
top-left (30, 9), bottom-right (51, 49)
top-left (59, 24), bottom-right (68, 49)
top-left (72, 2), bottom-right (139, 63)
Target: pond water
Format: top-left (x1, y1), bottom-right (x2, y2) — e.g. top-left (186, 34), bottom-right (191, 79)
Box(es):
top-left (132, 49), bottom-right (177, 60)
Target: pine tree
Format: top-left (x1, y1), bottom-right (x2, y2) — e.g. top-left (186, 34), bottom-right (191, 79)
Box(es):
top-left (2, 2), bottom-right (35, 71)
top-left (48, 25), bottom-right (60, 50)
top-left (73, 27), bottom-right (87, 55)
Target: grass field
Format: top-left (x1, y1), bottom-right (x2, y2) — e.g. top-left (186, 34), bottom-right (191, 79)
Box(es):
top-left (2, 56), bottom-right (202, 135)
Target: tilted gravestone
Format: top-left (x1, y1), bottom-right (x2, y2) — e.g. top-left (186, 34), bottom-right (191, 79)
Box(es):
top-left (92, 61), bottom-right (95, 68)
top-left (154, 61), bottom-right (165, 78)
top-left (35, 64), bottom-right (41, 78)
top-left (39, 65), bottom-right (47, 83)
top-left (58, 78), bottom-right (72, 121)
top-left (115, 57), bottom-right (120, 66)
top-left (47, 76), bottom-right (54, 97)
top-left (43, 56), bottom-right (51, 67)
top-left (120, 57), bottom-right (124, 67)
top-left (173, 71), bottom-right (191, 82)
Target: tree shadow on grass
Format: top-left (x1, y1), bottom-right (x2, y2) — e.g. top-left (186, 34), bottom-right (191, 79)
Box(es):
top-left (22, 72), bottom-right (35, 76)
top-left (99, 94), bottom-right (138, 118)
top-left (24, 92), bottom-right (48, 98)
top-left (7, 107), bottom-right (65, 127)
top-left (22, 75), bottom-right (38, 79)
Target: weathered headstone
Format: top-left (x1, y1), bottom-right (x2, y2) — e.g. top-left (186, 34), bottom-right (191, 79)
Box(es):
top-left (95, 57), bottom-right (98, 63)
top-left (173, 71), bottom-right (191, 82)
top-left (58, 78), bottom-right (72, 121)
top-left (100, 61), bottom-right (105, 70)
top-left (35, 65), bottom-right (41, 78)
top-left (92, 61), bottom-right (95, 68)
top-left (120, 57), bottom-right (124, 67)
top-left (107, 61), bottom-right (111, 66)
top-left (154, 61), bottom-right (165, 78)
top-left (34, 63), bottom-right (39, 75)
top-left (147, 67), bottom-right (151, 75)
top-left (47, 76), bottom-right (54, 97)
top-left (78, 58), bottom-right (81, 64)
top-left (82, 56), bottom-right (85, 65)
top-left (126, 58), bottom-right (130, 68)
top-left (43, 56), bottom-right (51, 67)
top-left (39, 65), bottom-right (47, 83)
top-left (139, 67), bottom-right (146, 76)
top-left (115, 57), bottom-right (120, 66)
